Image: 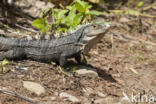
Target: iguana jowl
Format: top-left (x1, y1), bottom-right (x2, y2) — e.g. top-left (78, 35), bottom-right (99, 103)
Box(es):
top-left (0, 24), bottom-right (110, 71)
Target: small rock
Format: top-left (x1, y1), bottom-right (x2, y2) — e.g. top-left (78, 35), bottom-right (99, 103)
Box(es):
top-left (35, 1), bottom-right (45, 8)
top-left (96, 92), bottom-right (107, 98)
top-left (152, 6), bottom-right (156, 10)
top-left (94, 58), bottom-right (98, 61)
top-left (112, 74), bottom-right (121, 78)
top-left (83, 87), bottom-right (95, 96)
top-left (76, 66), bottom-right (98, 76)
top-left (46, 2), bottom-right (55, 8)
top-left (18, 67), bottom-right (28, 71)
top-left (50, 96), bottom-right (56, 101)
top-left (23, 81), bottom-right (46, 96)
top-left (59, 92), bottom-right (80, 103)
top-left (92, 50), bottom-right (98, 55)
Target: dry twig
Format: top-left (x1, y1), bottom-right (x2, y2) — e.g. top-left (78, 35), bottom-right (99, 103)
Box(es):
top-left (0, 86), bottom-right (47, 104)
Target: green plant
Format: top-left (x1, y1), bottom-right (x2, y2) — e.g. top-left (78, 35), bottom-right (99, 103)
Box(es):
top-left (126, 0), bottom-right (144, 8)
top-left (32, 18), bottom-right (51, 33)
top-left (3, 24), bottom-right (9, 29)
top-left (126, 0), bottom-right (135, 8)
top-left (137, 1), bottom-right (144, 8)
top-left (139, 42), bottom-right (146, 49)
top-left (0, 59), bottom-right (9, 74)
top-left (32, 0), bottom-right (102, 33)
top-left (136, 55), bottom-right (143, 61)
top-left (51, 61), bottom-right (56, 66)
top-left (130, 47), bottom-right (135, 53)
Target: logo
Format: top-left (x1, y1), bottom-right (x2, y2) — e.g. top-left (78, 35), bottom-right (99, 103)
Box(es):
top-left (121, 92), bottom-right (155, 103)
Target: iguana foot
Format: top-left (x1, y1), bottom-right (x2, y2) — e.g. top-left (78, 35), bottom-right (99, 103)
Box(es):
top-left (58, 66), bottom-right (73, 77)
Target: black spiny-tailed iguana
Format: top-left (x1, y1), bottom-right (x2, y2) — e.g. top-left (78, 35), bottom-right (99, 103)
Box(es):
top-left (0, 23), bottom-right (110, 74)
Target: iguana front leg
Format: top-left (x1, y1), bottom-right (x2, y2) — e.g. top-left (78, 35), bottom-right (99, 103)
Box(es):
top-left (59, 50), bottom-right (80, 76)
top-left (0, 49), bottom-right (26, 60)
top-left (75, 54), bottom-right (81, 63)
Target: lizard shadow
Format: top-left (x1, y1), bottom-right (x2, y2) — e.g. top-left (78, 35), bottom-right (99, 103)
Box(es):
top-left (11, 59), bottom-right (117, 83)
top-left (95, 66), bottom-right (117, 83)
top-left (67, 61), bottom-right (117, 83)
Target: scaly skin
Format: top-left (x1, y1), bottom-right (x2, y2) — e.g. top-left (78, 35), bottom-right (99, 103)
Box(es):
top-left (0, 24), bottom-right (110, 73)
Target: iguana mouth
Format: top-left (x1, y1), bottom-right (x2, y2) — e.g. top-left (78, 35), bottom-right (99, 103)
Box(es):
top-left (83, 24), bottom-right (111, 54)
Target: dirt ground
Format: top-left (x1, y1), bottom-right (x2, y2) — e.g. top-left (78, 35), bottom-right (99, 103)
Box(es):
top-left (0, 0), bottom-right (156, 104)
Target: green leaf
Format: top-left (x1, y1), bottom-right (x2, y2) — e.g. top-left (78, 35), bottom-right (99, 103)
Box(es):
top-left (75, 3), bottom-right (85, 13)
top-left (75, 1), bottom-right (92, 14)
top-left (3, 24), bottom-right (9, 29)
top-left (84, 2), bottom-right (92, 9)
top-left (74, 0), bottom-right (89, 13)
top-left (32, 18), bottom-right (48, 32)
top-left (72, 66), bottom-right (77, 73)
top-left (51, 62), bottom-right (56, 66)
top-left (137, 1), bottom-right (144, 8)
top-left (66, 6), bottom-right (73, 10)
top-left (2, 67), bottom-right (6, 73)
top-left (56, 26), bottom-right (68, 32)
top-left (62, 7), bottom-right (76, 27)
top-left (90, 10), bottom-right (103, 15)
top-left (85, 4), bottom-right (92, 10)
top-left (57, 10), bottom-right (68, 19)
top-left (40, 8), bottom-right (52, 18)
top-left (74, 0), bottom-right (84, 7)
top-left (73, 13), bottom-right (83, 26)
top-left (55, 9), bottom-right (68, 25)
top-left (1, 60), bottom-right (9, 66)
top-left (126, 9), bottom-right (140, 16)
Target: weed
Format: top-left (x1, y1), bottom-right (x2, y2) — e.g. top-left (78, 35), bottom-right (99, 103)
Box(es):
top-left (32, 0), bottom-right (102, 33)
top-left (139, 42), bottom-right (146, 49)
top-left (0, 59), bottom-right (9, 74)
top-left (130, 47), bottom-right (135, 53)
top-left (136, 55), bottom-right (143, 61)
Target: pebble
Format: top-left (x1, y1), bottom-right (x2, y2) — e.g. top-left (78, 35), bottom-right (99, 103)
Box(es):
top-left (83, 88), bottom-right (106, 98)
top-left (59, 92), bottom-right (80, 103)
top-left (83, 87), bottom-right (95, 96)
top-left (96, 92), bottom-right (107, 98)
top-left (119, 17), bottom-right (130, 23)
top-left (23, 81), bottom-right (46, 96)
top-left (76, 66), bottom-right (98, 76)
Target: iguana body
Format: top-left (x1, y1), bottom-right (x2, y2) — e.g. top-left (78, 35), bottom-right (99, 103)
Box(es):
top-left (0, 24), bottom-right (110, 70)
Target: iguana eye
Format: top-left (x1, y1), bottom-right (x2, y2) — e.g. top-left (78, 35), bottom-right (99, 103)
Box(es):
top-left (93, 25), bottom-right (98, 28)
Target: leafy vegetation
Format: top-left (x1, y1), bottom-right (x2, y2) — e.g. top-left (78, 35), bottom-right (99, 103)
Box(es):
top-left (136, 55), bottom-right (143, 61)
top-left (0, 60), bottom-right (9, 75)
top-left (32, 0), bottom-right (102, 33)
top-left (32, 18), bottom-right (51, 33)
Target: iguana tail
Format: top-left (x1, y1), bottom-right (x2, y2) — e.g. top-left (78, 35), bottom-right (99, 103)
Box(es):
top-left (0, 35), bottom-right (18, 51)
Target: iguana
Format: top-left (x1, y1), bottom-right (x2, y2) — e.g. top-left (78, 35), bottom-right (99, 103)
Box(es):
top-left (0, 23), bottom-right (110, 74)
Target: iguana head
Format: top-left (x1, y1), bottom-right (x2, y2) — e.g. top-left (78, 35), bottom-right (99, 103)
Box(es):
top-left (79, 23), bottom-right (111, 54)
